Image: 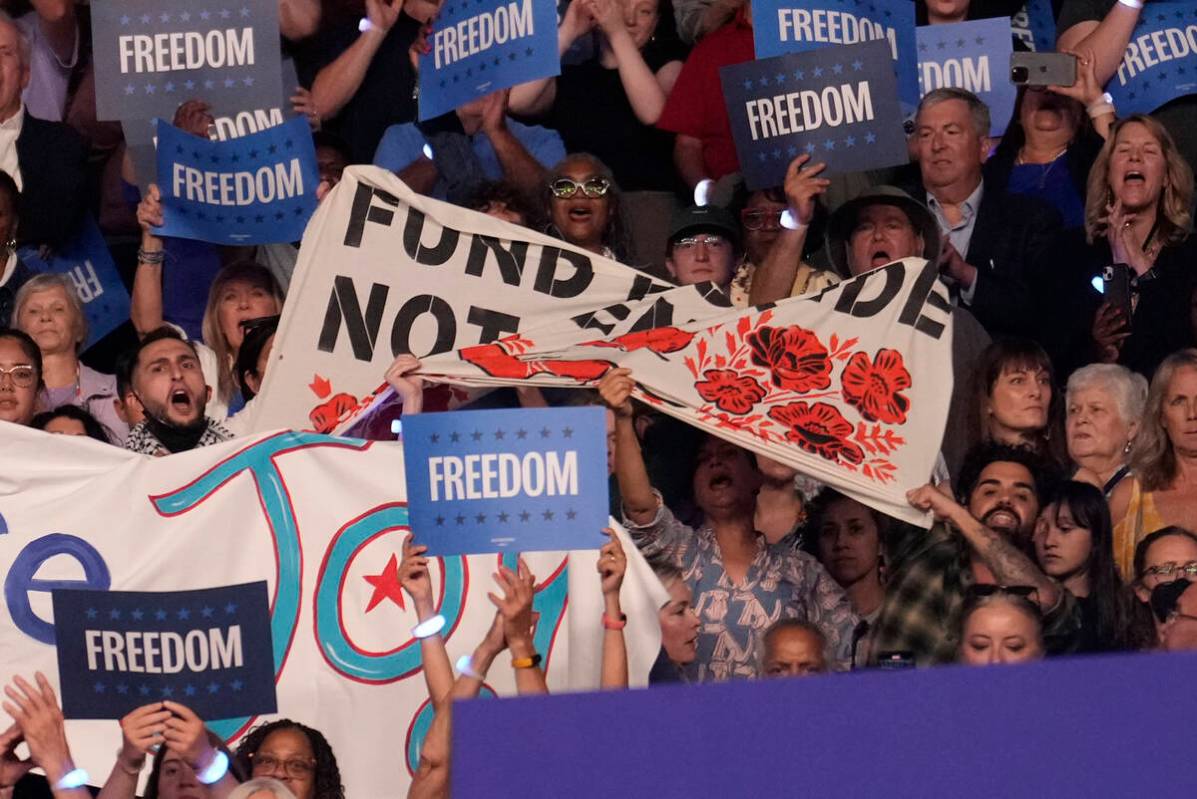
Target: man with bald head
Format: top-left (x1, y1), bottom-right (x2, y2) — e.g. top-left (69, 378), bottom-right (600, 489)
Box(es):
top-left (0, 12), bottom-right (86, 249)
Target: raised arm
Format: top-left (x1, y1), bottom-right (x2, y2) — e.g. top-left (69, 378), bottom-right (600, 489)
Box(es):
top-left (599, 369), bottom-right (657, 524)
top-left (2, 673), bottom-right (89, 799)
top-left (508, 0), bottom-right (593, 116)
top-left (1056, 2), bottom-right (1141, 86)
top-left (161, 702), bottom-right (238, 798)
top-left (489, 559), bottom-right (549, 695)
top-left (747, 155), bottom-right (829, 306)
top-left (97, 704), bottom-right (173, 799)
top-left (311, 0), bottom-right (402, 120)
top-left (29, 0), bottom-right (77, 65)
top-left (400, 533), bottom-right (454, 702)
top-left (279, 0), bottom-right (322, 41)
top-left (386, 354), bottom-right (425, 414)
top-left (131, 184), bottom-right (166, 338)
top-left (597, 529), bottom-right (629, 689)
top-left (587, 0), bottom-right (673, 124)
top-left (907, 484), bottom-right (1059, 608)
top-left (480, 91), bottom-right (549, 197)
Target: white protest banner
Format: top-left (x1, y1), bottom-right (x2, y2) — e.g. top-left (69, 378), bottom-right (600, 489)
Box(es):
top-left (249, 166), bottom-right (681, 434)
top-left (419, 259), bottom-right (955, 526)
top-left (0, 426), bottom-right (665, 797)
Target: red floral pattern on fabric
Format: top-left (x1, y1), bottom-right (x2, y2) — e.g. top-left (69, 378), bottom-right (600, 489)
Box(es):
top-left (583, 326), bottom-right (697, 354)
top-left (459, 343), bottom-right (533, 379)
top-left (767, 401), bottom-right (864, 465)
top-left (694, 369), bottom-right (767, 414)
top-left (747, 325), bottom-right (832, 393)
top-left (841, 348), bottom-right (912, 425)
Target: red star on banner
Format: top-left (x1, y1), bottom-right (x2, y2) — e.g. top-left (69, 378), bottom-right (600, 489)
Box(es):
top-left (363, 554), bottom-right (406, 613)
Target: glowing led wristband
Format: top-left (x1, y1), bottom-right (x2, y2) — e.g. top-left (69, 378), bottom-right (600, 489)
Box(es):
top-left (693, 179), bottom-right (714, 207)
top-left (196, 751), bottom-right (229, 785)
top-left (412, 614), bottom-right (446, 639)
top-left (55, 768), bottom-right (89, 790)
top-left (456, 654), bottom-right (485, 680)
top-left (780, 209), bottom-right (807, 231)
top-left (1117, 0), bottom-right (1143, 9)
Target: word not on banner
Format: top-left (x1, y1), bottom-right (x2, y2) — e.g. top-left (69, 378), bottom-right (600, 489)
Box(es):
top-left (91, 0), bottom-right (284, 122)
top-left (1107, 3), bottom-right (1197, 115)
top-left (156, 115), bottom-right (318, 245)
top-left (751, 0), bottom-right (919, 115)
top-left (403, 407), bottom-right (609, 556)
top-left (917, 18), bottom-right (1016, 136)
top-left (418, 0), bottom-right (560, 120)
top-left (53, 582), bottom-right (276, 721)
top-left (721, 40), bottom-right (909, 189)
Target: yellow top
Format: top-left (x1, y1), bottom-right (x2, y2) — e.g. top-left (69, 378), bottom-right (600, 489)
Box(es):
top-left (729, 260), bottom-right (839, 308)
top-left (1113, 477), bottom-right (1167, 582)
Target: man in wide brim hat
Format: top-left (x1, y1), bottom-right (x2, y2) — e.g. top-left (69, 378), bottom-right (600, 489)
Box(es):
top-left (824, 186), bottom-right (944, 278)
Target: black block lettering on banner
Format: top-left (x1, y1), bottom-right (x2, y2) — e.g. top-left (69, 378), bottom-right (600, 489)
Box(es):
top-left (898, 261), bottom-right (949, 340)
top-left (467, 306), bottom-right (522, 342)
top-left (344, 184), bottom-right (399, 248)
top-left (403, 209), bottom-right (461, 266)
top-left (834, 261), bottom-right (903, 319)
top-left (465, 236), bottom-right (529, 286)
top-left (391, 295), bottom-right (457, 356)
top-left (319, 276), bottom-right (389, 360)
top-left (534, 248), bottom-right (593, 298)
top-left (571, 303), bottom-right (632, 336)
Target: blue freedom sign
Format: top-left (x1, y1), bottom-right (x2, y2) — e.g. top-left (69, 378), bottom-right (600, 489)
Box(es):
top-left (917, 18), bottom-right (1016, 135)
top-left (720, 39), bottom-right (909, 190)
top-left (19, 217), bottom-right (131, 351)
top-left (751, 0), bottom-right (918, 116)
top-left (402, 407), bottom-right (609, 556)
top-left (1107, 3), bottom-right (1197, 115)
top-left (52, 582), bottom-right (276, 721)
top-left (155, 115), bottom-right (318, 245)
top-left (417, 0), bottom-right (560, 120)
top-left (1012, 0), bottom-right (1056, 52)
top-left (90, 0), bottom-right (284, 122)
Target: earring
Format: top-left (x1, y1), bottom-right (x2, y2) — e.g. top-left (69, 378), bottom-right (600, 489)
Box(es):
top-left (1124, 440), bottom-right (1133, 454)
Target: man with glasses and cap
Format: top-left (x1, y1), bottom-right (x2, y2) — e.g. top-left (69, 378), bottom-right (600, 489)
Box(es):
top-left (664, 204), bottom-right (742, 292)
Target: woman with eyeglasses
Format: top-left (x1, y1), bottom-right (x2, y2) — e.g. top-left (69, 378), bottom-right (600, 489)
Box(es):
top-left (1131, 527), bottom-right (1197, 646)
top-left (0, 327), bottom-right (40, 427)
top-left (12, 273), bottom-right (127, 443)
top-left (1033, 481), bottom-right (1154, 653)
top-left (234, 720), bottom-right (344, 799)
top-left (544, 154), bottom-right (631, 260)
top-left (956, 585), bottom-right (1046, 665)
top-left (510, 0), bottom-right (685, 192)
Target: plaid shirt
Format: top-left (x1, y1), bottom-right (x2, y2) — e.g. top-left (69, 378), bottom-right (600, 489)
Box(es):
top-left (124, 418), bottom-right (233, 456)
top-left (625, 498), bottom-right (858, 681)
top-left (869, 522), bottom-right (1080, 666)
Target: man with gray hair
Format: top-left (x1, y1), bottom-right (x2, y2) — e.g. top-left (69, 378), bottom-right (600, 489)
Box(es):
top-left (0, 11), bottom-right (86, 250)
top-left (909, 87), bottom-right (1062, 339)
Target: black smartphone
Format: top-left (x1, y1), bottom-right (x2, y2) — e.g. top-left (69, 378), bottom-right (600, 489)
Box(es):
top-left (1103, 263), bottom-right (1133, 321)
top-left (1010, 52), bottom-right (1077, 87)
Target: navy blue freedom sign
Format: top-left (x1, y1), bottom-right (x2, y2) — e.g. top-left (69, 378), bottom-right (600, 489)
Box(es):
top-left (917, 18), bottom-right (1016, 136)
top-left (19, 217), bottom-right (131, 351)
top-left (751, 0), bottom-right (918, 116)
top-left (720, 39), bottom-right (908, 190)
top-left (91, 0), bottom-right (284, 122)
top-left (1012, 0), bottom-right (1055, 53)
top-left (52, 582), bottom-right (276, 721)
top-left (1107, 3), bottom-right (1197, 115)
top-left (402, 407), bottom-right (609, 556)
top-left (156, 115), bottom-right (318, 245)
top-left (417, 0), bottom-right (560, 120)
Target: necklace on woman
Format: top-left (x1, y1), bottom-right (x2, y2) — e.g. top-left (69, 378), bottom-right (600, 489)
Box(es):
top-left (1015, 146), bottom-right (1068, 189)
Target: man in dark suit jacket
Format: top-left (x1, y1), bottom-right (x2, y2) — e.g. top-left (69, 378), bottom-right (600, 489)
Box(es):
top-left (907, 88), bottom-right (1062, 340)
top-left (0, 14), bottom-right (86, 250)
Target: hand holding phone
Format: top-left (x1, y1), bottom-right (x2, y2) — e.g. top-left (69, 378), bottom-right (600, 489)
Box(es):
top-left (1010, 52), bottom-right (1077, 87)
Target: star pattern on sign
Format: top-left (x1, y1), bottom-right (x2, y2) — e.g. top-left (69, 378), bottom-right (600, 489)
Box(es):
top-left (177, 608), bottom-right (191, 620)
top-left (805, 142), bottom-right (817, 154)
top-left (120, 15), bottom-right (131, 25)
top-left (241, 6), bottom-right (252, 17)
top-left (161, 686), bottom-right (174, 698)
top-left (471, 430), bottom-right (483, 441)
top-left (225, 601), bottom-right (238, 615)
top-left (774, 72), bottom-right (786, 84)
top-left (494, 429), bottom-right (505, 440)
top-left (94, 681), bottom-right (105, 694)
top-left (116, 683), bottom-right (129, 695)
top-left (201, 606), bottom-right (214, 618)
top-left (757, 75), bottom-right (770, 88)
top-left (160, 12), bottom-right (172, 23)
top-left (155, 609), bottom-right (168, 621)
top-left (975, 36), bottom-right (985, 45)
top-left (787, 144), bottom-right (799, 157)
top-left (231, 680), bottom-right (244, 692)
top-left (180, 12), bottom-right (191, 22)
top-left (131, 608), bottom-right (144, 620)
top-left (519, 510), bottom-right (531, 522)
top-left (812, 66), bottom-right (824, 77)
top-left (456, 513), bottom-right (467, 525)
top-left (793, 69), bottom-right (805, 81)
top-left (562, 426), bottom-right (573, 438)
top-left (566, 509), bottom-right (577, 520)
top-left (742, 79), bottom-right (754, 91)
top-left (475, 513), bottom-right (487, 524)
top-left (435, 515), bottom-right (445, 526)
top-left (865, 132), bottom-right (877, 144)
top-left (540, 427), bottom-right (552, 438)
top-left (845, 135), bottom-right (856, 147)
top-left (772, 148), bottom-right (782, 160)
top-left (832, 63), bottom-right (843, 75)
top-left (125, 84), bottom-right (135, 95)
top-left (542, 509), bottom-right (555, 521)
top-left (498, 511), bottom-right (510, 523)
top-left (140, 14), bottom-right (151, 24)
top-left (184, 80), bottom-right (196, 90)
top-left (363, 553), bottom-right (406, 612)
top-left (165, 82), bottom-right (175, 93)
top-left (110, 608), bottom-right (122, 620)
top-left (139, 684), bottom-right (151, 697)
top-left (200, 10), bottom-right (211, 20)
top-left (86, 607), bottom-right (98, 619)
top-left (757, 153), bottom-right (767, 163)
top-left (184, 684), bottom-right (197, 697)
top-left (208, 681), bottom-right (222, 694)
top-left (937, 40), bottom-right (947, 50)
top-left (918, 43), bottom-right (927, 53)
top-left (955, 38), bottom-right (966, 48)
top-left (516, 428), bottom-right (527, 440)
top-left (852, 60), bottom-right (863, 71)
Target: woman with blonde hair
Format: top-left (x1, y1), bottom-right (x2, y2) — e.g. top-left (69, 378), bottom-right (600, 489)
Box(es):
top-left (1111, 349), bottom-right (1197, 579)
top-left (1083, 114), bottom-right (1196, 378)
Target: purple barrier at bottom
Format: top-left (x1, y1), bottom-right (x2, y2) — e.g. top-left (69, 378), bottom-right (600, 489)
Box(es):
top-left (452, 651), bottom-right (1197, 798)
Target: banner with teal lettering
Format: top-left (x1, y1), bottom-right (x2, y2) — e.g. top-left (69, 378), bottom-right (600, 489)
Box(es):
top-left (752, 0), bottom-right (919, 117)
top-left (155, 115), bottom-right (318, 245)
top-left (1108, 3), bottom-right (1197, 114)
top-left (917, 18), bottom-right (1016, 135)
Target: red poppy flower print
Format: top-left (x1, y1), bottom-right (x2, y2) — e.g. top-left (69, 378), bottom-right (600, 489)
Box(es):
top-left (540, 359), bottom-right (614, 381)
top-left (695, 369), bottom-right (766, 414)
top-left (841, 348), bottom-right (912, 425)
top-left (767, 401), bottom-right (864, 465)
top-left (459, 343), bottom-right (534, 379)
top-left (748, 325), bottom-right (831, 393)
top-left (584, 326), bottom-right (696, 354)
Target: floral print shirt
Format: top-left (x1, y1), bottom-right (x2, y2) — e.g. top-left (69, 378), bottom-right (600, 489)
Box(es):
top-left (625, 497), bottom-right (859, 681)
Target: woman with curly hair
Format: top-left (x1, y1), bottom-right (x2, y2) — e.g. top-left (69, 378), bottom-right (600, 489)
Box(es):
top-left (234, 720), bottom-right (344, 799)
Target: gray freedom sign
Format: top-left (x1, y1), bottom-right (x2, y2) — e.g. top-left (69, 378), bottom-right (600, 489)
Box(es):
top-left (91, 0), bottom-right (283, 122)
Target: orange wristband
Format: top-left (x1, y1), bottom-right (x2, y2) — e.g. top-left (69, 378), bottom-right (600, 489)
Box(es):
top-left (602, 613), bottom-right (627, 630)
top-left (511, 653), bottom-right (542, 669)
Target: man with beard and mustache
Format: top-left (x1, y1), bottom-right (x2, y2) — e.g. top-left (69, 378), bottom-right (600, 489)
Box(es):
top-left (123, 328), bottom-right (232, 456)
top-left (868, 443), bottom-right (1079, 665)
top-left (600, 368), bottom-right (858, 681)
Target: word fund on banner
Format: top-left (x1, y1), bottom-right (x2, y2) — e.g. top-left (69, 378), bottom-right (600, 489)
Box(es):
top-left (52, 582), bottom-right (276, 721)
top-left (403, 407), bottom-right (609, 556)
top-left (917, 18), bottom-right (1016, 136)
top-left (418, 0), bottom-right (560, 120)
top-left (91, 0), bottom-right (284, 122)
top-left (1108, 3), bottom-right (1197, 114)
top-left (751, 0), bottom-right (919, 115)
top-left (156, 115), bottom-right (318, 245)
top-left (721, 39), bottom-right (909, 190)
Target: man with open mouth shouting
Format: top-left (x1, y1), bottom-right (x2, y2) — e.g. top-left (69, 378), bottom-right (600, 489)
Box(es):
top-left (123, 327), bottom-right (232, 457)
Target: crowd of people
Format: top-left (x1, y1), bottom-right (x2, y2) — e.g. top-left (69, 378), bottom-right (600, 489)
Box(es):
top-left (4, 0), bottom-right (1197, 796)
